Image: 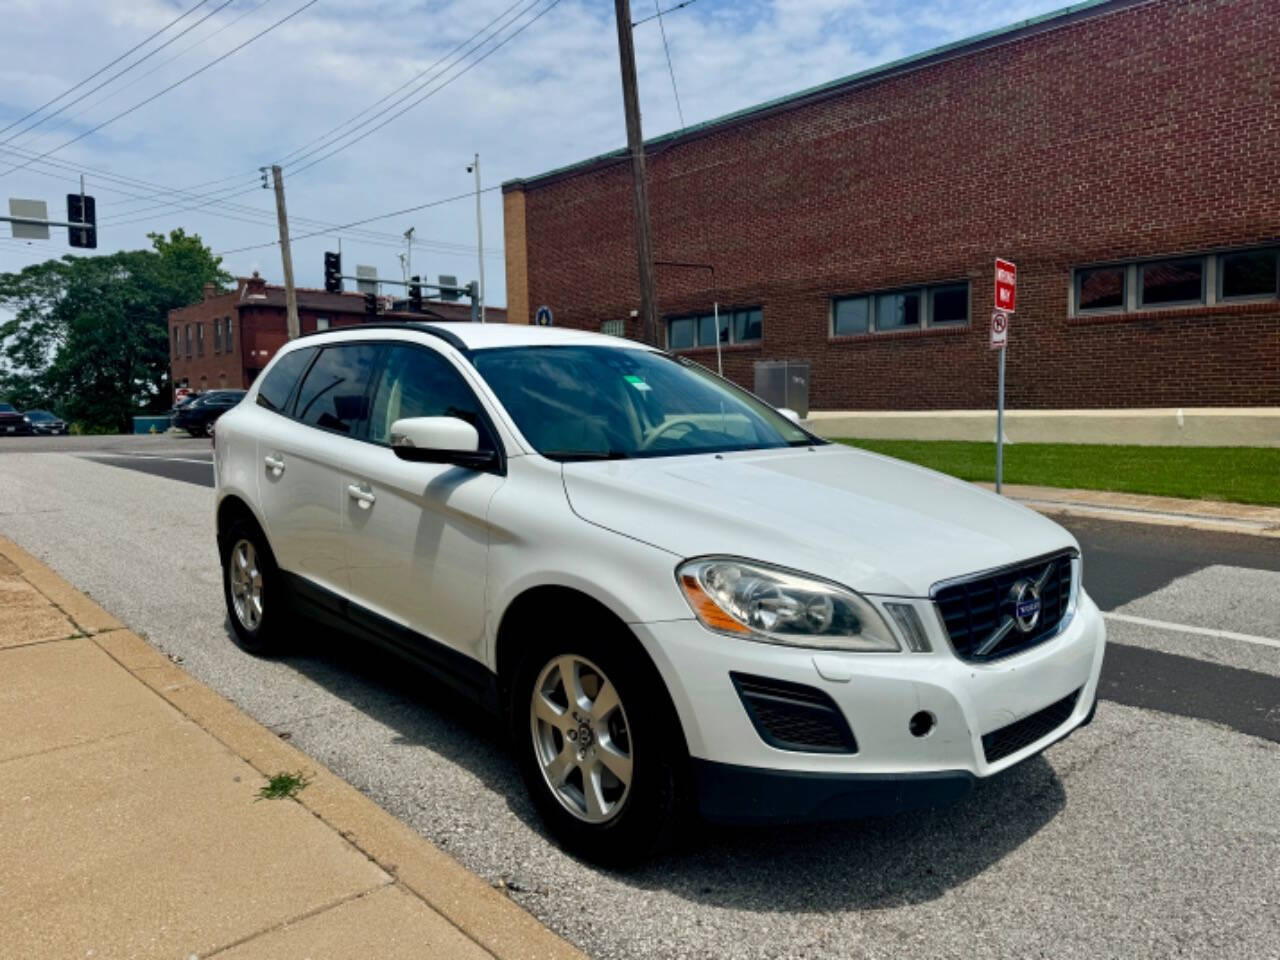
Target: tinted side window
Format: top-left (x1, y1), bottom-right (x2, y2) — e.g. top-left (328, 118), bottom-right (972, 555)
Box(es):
top-left (294, 344), bottom-right (380, 436)
top-left (256, 347), bottom-right (316, 414)
top-left (368, 345), bottom-right (493, 449)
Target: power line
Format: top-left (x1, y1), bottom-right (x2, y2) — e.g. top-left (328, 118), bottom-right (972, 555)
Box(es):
top-left (653, 0), bottom-right (685, 128)
top-left (12, 0), bottom-right (275, 157)
top-left (0, 0), bottom-right (214, 138)
top-left (287, 0), bottom-right (563, 180)
top-left (272, 0), bottom-right (530, 168)
top-left (281, 0), bottom-right (551, 174)
top-left (215, 186), bottom-right (504, 257)
top-left (1, 0), bottom-right (237, 147)
top-left (631, 0), bottom-right (697, 28)
top-left (0, 0), bottom-right (320, 179)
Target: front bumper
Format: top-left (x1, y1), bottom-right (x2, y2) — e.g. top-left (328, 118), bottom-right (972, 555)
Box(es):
top-left (632, 591), bottom-right (1106, 822)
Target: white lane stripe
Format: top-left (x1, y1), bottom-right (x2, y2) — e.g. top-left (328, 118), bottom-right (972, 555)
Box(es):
top-left (82, 454), bottom-right (213, 466)
top-left (1104, 612), bottom-right (1280, 651)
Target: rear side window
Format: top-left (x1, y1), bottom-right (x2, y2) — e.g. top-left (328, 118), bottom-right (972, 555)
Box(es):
top-left (294, 344), bottom-right (381, 436)
top-left (256, 347), bottom-right (316, 414)
top-left (367, 345), bottom-right (494, 449)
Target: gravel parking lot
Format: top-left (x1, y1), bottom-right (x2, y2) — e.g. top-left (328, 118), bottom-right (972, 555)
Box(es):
top-left (2, 438), bottom-right (1277, 959)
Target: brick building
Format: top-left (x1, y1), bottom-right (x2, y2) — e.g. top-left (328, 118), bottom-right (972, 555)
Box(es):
top-left (501, 0), bottom-right (1280, 410)
top-left (168, 272), bottom-right (504, 394)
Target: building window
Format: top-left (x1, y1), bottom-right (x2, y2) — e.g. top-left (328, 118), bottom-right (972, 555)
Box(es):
top-left (185, 325), bottom-right (192, 358)
top-left (224, 317), bottom-right (233, 352)
top-left (1075, 246), bottom-right (1279, 316)
top-left (665, 306), bottom-right (761, 350)
top-left (1140, 257), bottom-right (1204, 307)
top-left (213, 318), bottom-right (222, 353)
top-left (1219, 247), bottom-right (1278, 301)
top-left (315, 316), bottom-right (330, 331)
top-left (172, 328), bottom-right (179, 358)
top-left (1076, 266), bottom-right (1126, 312)
top-left (196, 322), bottom-right (204, 356)
top-left (600, 318), bottom-right (625, 338)
top-left (832, 282), bottom-right (969, 335)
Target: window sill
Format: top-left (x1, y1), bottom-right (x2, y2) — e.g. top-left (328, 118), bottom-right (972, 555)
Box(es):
top-left (829, 324), bottom-right (970, 344)
top-left (1069, 299), bottom-right (1278, 326)
top-left (671, 342), bottom-right (763, 356)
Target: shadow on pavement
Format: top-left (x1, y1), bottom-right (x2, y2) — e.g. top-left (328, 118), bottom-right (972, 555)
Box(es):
top-left (262, 618), bottom-right (1066, 911)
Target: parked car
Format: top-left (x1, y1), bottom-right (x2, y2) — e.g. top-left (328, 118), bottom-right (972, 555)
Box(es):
top-left (211, 324), bottom-right (1105, 863)
top-left (22, 409), bottom-right (67, 435)
top-left (173, 389), bottom-right (245, 437)
top-left (0, 402), bottom-right (32, 435)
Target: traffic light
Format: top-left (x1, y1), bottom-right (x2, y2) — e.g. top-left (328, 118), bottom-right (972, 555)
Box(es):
top-left (324, 251), bottom-right (342, 293)
top-left (66, 193), bottom-right (96, 249)
top-left (364, 292), bottom-right (378, 318)
top-left (408, 276), bottom-right (423, 312)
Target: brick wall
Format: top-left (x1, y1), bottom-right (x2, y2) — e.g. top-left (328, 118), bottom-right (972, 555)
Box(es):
top-left (506, 0), bottom-right (1280, 409)
top-left (168, 287), bottom-right (242, 394)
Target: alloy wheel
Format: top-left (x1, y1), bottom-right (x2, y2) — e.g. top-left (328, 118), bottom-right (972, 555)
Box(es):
top-left (228, 538), bottom-right (263, 631)
top-left (530, 654), bottom-right (634, 824)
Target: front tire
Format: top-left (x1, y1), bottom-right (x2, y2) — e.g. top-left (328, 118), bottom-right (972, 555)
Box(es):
top-left (221, 518), bottom-right (284, 655)
top-left (510, 624), bottom-right (688, 865)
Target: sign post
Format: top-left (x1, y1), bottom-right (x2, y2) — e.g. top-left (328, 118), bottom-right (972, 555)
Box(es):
top-left (991, 257), bottom-right (1017, 494)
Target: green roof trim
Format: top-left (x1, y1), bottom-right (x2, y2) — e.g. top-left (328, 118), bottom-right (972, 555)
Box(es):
top-left (502, 0), bottom-right (1139, 191)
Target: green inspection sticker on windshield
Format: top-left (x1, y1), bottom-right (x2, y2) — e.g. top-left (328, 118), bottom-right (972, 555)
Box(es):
top-left (624, 374), bottom-right (652, 392)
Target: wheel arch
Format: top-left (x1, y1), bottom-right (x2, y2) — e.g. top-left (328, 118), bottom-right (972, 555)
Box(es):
top-left (493, 584), bottom-right (691, 757)
top-left (216, 493), bottom-right (274, 563)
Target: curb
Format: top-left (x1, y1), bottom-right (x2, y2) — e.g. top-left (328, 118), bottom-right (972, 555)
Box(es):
top-left (0, 535), bottom-right (586, 960)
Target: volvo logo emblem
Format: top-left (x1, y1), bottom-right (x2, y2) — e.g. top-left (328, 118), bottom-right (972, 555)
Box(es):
top-left (1010, 578), bottom-right (1043, 633)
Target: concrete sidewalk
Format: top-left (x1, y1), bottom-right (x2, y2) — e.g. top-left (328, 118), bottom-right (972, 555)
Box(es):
top-left (984, 483), bottom-right (1280, 538)
top-left (0, 535), bottom-right (585, 960)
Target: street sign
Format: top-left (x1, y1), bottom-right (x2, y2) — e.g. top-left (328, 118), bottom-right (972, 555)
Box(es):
top-left (995, 258), bottom-right (1017, 313)
top-left (990, 310), bottom-right (1010, 350)
top-left (534, 305), bottom-right (553, 327)
top-left (355, 265), bottom-right (379, 295)
top-left (8, 198), bottom-right (49, 240)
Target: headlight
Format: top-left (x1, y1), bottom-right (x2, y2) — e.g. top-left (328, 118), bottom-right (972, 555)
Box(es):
top-left (677, 558), bottom-right (899, 651)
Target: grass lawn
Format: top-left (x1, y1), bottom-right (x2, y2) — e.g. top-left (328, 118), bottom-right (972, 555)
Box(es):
top-left (835, 439), bottom-right (1280, 507)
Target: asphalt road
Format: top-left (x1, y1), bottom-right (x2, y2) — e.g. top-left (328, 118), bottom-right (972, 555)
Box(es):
top-left (1, 437), bottom-right (1277, 959)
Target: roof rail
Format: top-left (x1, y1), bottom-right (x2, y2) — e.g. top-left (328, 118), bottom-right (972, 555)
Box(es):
top-left (298, 321), bottom-right (470, 356)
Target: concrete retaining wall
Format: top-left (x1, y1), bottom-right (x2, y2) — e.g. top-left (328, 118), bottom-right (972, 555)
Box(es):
top-left (803, 408), bottom-right (1280, 447)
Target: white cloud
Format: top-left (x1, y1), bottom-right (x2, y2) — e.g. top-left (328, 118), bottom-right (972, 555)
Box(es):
top-left (0, 0), bottom-right (1069, 305)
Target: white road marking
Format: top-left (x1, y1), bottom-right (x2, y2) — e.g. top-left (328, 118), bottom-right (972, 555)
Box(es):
top-left (1104, 612), bottom-right (1280, 651)
top-left (82, 453), bottom-right (212, 465)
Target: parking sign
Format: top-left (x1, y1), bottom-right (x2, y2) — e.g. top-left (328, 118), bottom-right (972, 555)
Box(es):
top-left (995, 258), bottom-right (1017, 313)
top-left (990, 310), bottom-right (1010, 350)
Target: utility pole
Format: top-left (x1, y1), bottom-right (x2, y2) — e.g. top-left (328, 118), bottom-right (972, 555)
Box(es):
top-left (467, 154), bottom-right (486, 323)
top-left (267, 165), bottom-right (300, 340)
top-left (613, 0), bottom-right (659, 346)
top-left (403, 226), bottom-right (415, 286)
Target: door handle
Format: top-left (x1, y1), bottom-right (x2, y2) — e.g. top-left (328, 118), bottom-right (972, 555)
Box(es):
top-left (346, 483), bottom-right (376, 508)
top-left (263, 454), bottom-right (285, 475)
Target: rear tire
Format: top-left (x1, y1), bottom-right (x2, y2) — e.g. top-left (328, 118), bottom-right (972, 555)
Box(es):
top-left (509, 618), bottom-right (688, 865)
top-left (221, 517), bottom-right (284, 656)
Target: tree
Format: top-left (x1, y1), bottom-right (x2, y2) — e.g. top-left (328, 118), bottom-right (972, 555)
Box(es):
top-left (0, 229), bottom-right (230, 431)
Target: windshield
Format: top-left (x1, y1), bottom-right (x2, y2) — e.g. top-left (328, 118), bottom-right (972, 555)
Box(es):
top-left (26, 410), bottom-right (54, 420)
top-left (470, 345), bottom-right (819, 460)
top-left (0, 403), bottom-right (14, 413)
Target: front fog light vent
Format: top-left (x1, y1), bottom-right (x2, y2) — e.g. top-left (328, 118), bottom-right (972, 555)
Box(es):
top-left (883, 602), bottom-right (932, 652)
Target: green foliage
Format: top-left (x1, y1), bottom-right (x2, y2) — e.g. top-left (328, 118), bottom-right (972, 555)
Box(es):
top-left (257, 770), bottom-right (309, 801)
top-left (837, 439), bottom-right (1280, 507)
top-left (0, 229), bottom-right (231, 431)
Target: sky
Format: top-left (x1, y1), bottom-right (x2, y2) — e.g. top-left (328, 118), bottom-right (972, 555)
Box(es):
top-left (0, 0), bottom-right (1071, 307)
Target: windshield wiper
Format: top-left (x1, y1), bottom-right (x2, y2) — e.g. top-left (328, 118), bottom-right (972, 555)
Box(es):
top-left (543, 450), bottom-right (630, 462)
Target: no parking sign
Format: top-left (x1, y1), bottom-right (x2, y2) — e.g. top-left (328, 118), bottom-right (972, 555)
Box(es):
top-left (990, 310), bottom-right (1010, 350)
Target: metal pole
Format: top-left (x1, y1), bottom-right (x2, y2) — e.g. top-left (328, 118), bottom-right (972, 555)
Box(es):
top-left (472, 153), bottom-right (486, 323)
top-left (614, 0), bottom-right (660, 346)
top-left (996, 345), bottom-right (1006, 494)
top-left (713, 301), bottom-right (722, 377)
top-left (270, 164), bottom-right (299, 341)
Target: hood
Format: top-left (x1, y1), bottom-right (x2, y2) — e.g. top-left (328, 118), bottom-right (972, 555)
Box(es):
top-left (561, 444), bottom-right (1076, 597)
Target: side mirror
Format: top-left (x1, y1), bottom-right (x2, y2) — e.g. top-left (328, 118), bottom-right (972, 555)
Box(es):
top-left (389, 416), bottom-right (496, 469)
top-left (777, 407), bottom-right (801, 424)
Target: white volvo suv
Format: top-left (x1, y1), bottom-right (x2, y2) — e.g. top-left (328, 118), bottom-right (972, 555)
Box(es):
top-left (213, 322), bottom-right (1105, 863)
